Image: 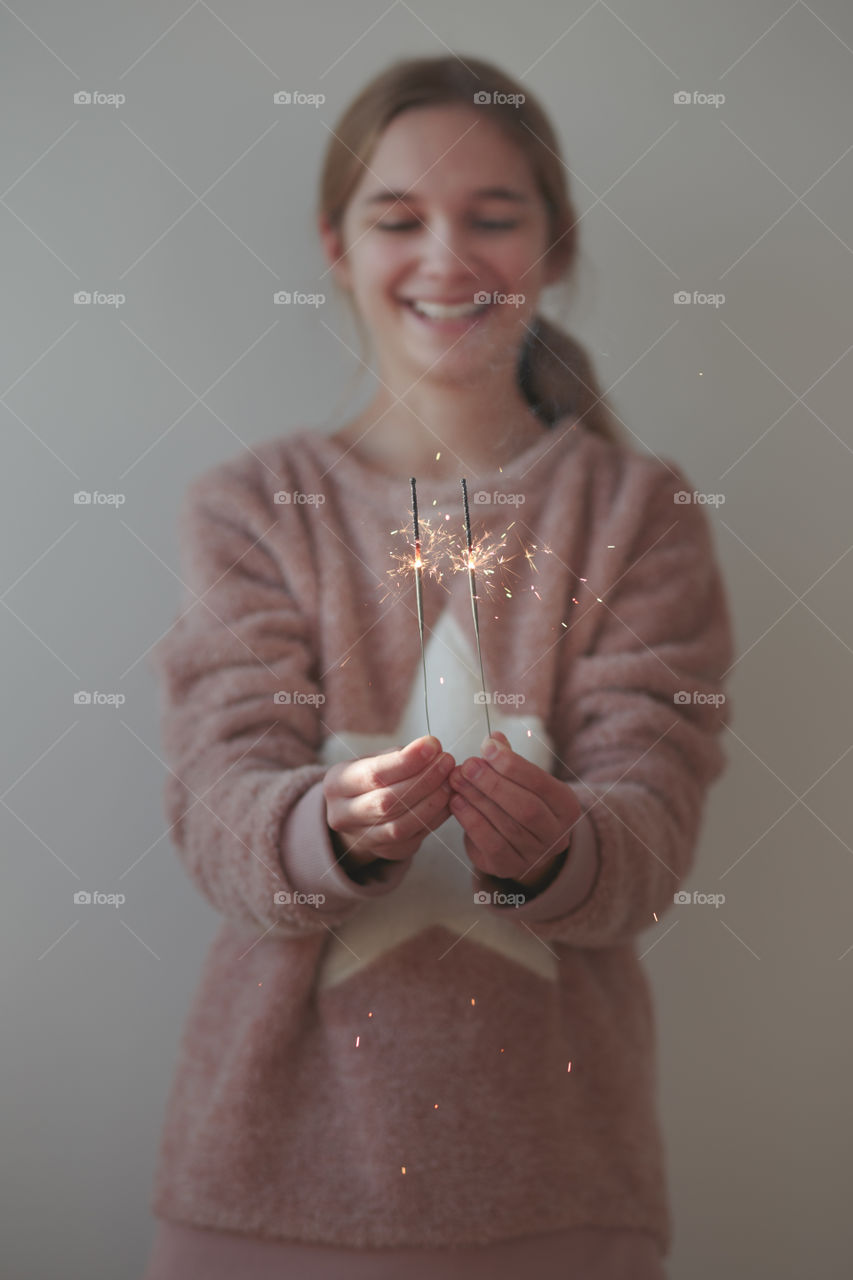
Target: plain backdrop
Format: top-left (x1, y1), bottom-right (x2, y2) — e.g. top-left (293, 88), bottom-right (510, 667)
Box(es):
top-left (2, 2), bottom-right (852, 1278)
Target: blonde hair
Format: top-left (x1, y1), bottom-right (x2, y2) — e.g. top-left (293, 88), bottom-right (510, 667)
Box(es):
top-left (317, 52), bottom-right (625, 445)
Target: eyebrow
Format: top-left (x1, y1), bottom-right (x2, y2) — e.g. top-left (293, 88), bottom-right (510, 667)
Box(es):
top-left (362, 186), bottom-right (532, 207)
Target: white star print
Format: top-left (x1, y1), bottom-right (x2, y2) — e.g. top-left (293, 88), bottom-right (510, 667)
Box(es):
top-left (316, 607), bottom-right (561, 991)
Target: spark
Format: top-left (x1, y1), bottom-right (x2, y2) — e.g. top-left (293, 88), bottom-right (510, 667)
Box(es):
top-left (567, 1061), bottom-right (572, 1072)
top-left (381, 495), bottom-right (557, 615)
top-left (409, 478), bottom-right (431, 736)
top-left (355, 1035), bottom-right (360, 1047)
top-left (380, 509), bottom-right (457, 603)
top-left (461, 479), bottom-right (491, 736)
top-left (445, 524), bottom-right (553, 604)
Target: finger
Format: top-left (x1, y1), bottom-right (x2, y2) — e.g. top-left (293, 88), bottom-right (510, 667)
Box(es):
top-left (335, 736), bottom-right (444, 798)
top-left (449, 763), bottom-right (554, 845)
top-left (361, 779), bottom-right (453, 850)
top-left (450, 782), bottom-right (536, 862)
top-left (457, 739), bottom-right (566, 822)
top-left (349, 751), bottom-right (454, 825)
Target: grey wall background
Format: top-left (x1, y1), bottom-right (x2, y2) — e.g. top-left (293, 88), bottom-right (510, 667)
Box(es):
top-left (2, 3), bottom-right (852, 1277)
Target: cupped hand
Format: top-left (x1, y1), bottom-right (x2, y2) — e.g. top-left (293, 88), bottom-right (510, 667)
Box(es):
top-left (448, 730), bottom-right (583, 892)
top-left (324, 735), bottom-right (455, 869)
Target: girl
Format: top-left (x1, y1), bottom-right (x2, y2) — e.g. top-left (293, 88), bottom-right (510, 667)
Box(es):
top-left (143, 53), bottom-right (733, 1280)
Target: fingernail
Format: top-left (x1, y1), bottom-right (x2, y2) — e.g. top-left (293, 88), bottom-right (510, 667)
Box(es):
top-left (482, 739), bottom-right (500, 759)
top-left (419, 739), bottom-right (438, 761)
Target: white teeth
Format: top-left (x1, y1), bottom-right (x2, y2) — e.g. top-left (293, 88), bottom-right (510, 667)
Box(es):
top-left (410, 299), bottom-right (485, 319)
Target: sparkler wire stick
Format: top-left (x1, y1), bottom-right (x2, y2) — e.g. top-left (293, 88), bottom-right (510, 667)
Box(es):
top-left (461, 478), bottom-right (492, 737)
top-left (410, 477), bottom-right (431, 736)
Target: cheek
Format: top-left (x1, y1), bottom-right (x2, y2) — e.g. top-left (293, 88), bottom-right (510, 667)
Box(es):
top-left (354, 237), bottom-right (408, 284)
top-left (349, 261), bottom-right (408, 322)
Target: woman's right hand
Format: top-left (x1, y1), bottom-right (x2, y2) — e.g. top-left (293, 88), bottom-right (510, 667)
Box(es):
top-left (323, 736), bottom-right (455, 871)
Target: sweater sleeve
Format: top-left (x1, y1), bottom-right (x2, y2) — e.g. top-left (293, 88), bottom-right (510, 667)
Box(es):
top-left (148, 461), bottom-right (412, 936)
top-left (473, 458), bottom-right (734, 949)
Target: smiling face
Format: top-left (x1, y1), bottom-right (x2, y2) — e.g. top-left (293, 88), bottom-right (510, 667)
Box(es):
top-left (320, 104), bottom-right (564, 394)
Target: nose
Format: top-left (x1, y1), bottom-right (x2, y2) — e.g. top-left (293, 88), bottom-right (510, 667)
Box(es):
top-left (416, 219), bottom-right (477, 276)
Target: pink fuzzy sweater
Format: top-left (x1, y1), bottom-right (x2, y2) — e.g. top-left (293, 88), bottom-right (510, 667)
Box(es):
top-left (144, 416), bottom-right (733, 1276)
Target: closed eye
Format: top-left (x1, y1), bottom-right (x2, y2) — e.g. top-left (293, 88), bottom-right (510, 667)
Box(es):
top-left (376, 220), bottom-right (520, 232)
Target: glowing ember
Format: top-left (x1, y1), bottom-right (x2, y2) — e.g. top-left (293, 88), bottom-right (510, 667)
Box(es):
top-left (381, 509), bottom-right (457, 602)
top-left (382, 510), bottom-right (554, 606)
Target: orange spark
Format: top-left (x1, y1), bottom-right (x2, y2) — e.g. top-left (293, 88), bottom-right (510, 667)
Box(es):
top-left (380, 510), bottom-right (457, 603)
top-left (381, 506), bottom-right (555, 607)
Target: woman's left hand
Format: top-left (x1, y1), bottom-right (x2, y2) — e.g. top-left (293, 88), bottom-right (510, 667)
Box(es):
top-left (448, 730), bottom-right (584, 894)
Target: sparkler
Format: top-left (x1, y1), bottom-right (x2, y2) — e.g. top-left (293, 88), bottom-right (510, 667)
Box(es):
top-left (461, 478), bottom-right (492, 736)
top-left (410, 477), bottom-right (431, 736)
top-left (383, 484), bottom-right (555, 742)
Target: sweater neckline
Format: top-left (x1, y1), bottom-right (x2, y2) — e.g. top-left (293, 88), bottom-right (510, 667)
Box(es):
top-left (302, 413), bottom-right (583, 505)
